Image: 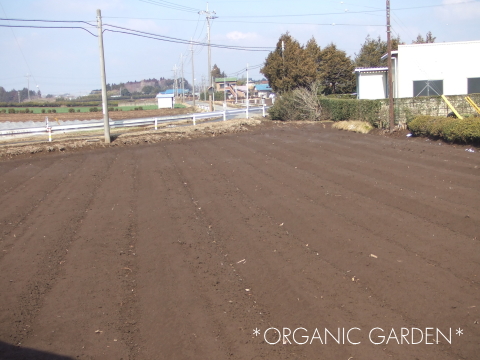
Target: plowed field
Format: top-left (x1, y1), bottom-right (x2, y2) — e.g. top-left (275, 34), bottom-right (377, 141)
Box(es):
top-left (0, 123), bottom-right (478, 359)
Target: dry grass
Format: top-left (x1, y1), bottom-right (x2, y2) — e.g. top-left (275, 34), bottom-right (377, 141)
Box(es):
top-left (332, 120), bottom-right (373, 134)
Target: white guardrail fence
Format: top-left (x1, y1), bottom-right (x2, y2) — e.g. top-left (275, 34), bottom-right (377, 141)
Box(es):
top-left (0, 105), bottom-right (269, 142)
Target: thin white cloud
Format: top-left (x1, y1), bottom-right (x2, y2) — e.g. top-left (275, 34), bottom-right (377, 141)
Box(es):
top-left (36, 0), bottom-right (125, 15)
top-left (436, 0), bottom-right (480, 21)
top-left (226, 31), bottom-right (258, 41)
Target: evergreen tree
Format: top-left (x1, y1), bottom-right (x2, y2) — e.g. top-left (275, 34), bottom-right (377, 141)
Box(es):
top-left (355, 35), bottom-right (401, 68)
top-left (412, 31), bottom-right (436, 44)
top-left (261, 33), bottom-right (317, 93)
top-left (318, 43), bottom-right (355, 95)
top-left (211, 64), bottom-right (226, 79)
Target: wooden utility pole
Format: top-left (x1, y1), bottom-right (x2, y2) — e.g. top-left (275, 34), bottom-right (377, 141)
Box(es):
top-left (387, 0), bottom-right (395, 131)
top-left (97, 9), bottom-right (111, 143)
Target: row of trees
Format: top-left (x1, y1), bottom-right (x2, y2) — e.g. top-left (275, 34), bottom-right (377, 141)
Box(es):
top-left (261, 31), bottom-right (436, 95)
top-left (261, 33), bottom-right (356, 95)
top-left (0, 87), bottom-right (40, 103)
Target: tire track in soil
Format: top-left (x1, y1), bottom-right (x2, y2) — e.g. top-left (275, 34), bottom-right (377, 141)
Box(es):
top-left (240, 130), bottom-right (480, 239)
top-left (118, 150), bottom-right (142, 360)
top-left (162, 144), bottom-right (254, 359)
top-left (19, 150), bottom-right (143, 360)
top-left (225, 133), bottom-right (479, 265)
top-left (133, 146), bottom-right (226, 359)
top-left (218, 134), bottom-right (480, 288)
top-left (295, 134), bottom-right (480, 210)
top-left (169, 141), bottom-right (368, 359)
top-left (0, 152), bottom-right (117, 352)
top-left (0, 157), bottom-right (56, 196)
top-left (0, 155), bottom-right (87, 262)
top-left (187, 136), bottom-right (477, 359)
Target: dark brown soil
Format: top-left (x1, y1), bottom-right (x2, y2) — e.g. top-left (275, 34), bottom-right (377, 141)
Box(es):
top-left (0, 123), bottom-right (478, 359)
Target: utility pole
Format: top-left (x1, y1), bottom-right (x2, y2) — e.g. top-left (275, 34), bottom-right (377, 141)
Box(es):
top-left (191, 40), bottom-right (196, 107)
top-left (246, 63), bottom-right (249, 119)
top-left (96, 9), bottom-right (111, 144)
top-left (25, 74), bottom-right (31, 101)
top-left (199, 3), bottom-right (217, 111)
top-left (181, 53), bottom-right (185, 104)
top-left (173, 64), bottom-right (178, 99)
top-left (387, 0), bottom-right (394, 132)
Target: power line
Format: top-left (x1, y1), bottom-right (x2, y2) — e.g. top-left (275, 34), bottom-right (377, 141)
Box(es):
top-left (102, 23), bottom-right (274, 51)
top-left (0, 24), bottom-right (98, 36)
top-left (219, 1), bottom-right (479, 18)
top-left (139, 0), bottom-right (202, 13)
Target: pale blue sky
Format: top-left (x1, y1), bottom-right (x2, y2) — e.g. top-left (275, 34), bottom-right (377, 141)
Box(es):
top-left (1, 0), bottom-right (479, 96)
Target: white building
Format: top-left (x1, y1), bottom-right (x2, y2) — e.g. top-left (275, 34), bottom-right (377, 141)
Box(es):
top-left (156, 93), bottom-right (175, 109)
top-left (355, 40), bottom-right (480, 99)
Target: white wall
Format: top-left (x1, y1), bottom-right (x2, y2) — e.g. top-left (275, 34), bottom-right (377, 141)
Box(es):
top-left (397, 41), bottom-right (480, 98)
top-left (157, 97), bottom-right (173, 109)
top-left (358, 72), bottom-right (387, 100)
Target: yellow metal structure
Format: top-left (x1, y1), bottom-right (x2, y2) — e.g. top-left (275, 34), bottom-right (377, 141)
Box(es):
top-left (441, 95), bottom-right (463, 119)
top-left (465, 96), bottom-right (480, 115)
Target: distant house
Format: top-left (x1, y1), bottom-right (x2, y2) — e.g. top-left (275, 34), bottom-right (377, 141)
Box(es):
top-left (215, 77), bottom-right (238, 91)
top-left (354, 40), bottom-right (480, 100)
top-left (161, 89), bottom-right (190, 95)
top-left (255, 84), bottom-right (273, 98)
top-left (156, 93), bottom-right (174, 109)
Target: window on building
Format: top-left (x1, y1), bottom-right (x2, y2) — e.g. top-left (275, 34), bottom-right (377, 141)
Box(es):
top-left (413, 80), bottom-right (443, 97)
top-left (468, 78), bottom-right (480, 94)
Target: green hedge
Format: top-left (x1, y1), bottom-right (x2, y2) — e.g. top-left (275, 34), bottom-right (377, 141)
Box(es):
top-left (268, 94), bottom-right (384, 125)
top-left (408, 115), bottom-right (480, 143)
top-left (319, 98), bottom-right (383, 124)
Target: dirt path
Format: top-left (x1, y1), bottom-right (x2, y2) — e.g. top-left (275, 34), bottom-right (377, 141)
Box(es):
top-left (0, 124), bottom-right (478, 359)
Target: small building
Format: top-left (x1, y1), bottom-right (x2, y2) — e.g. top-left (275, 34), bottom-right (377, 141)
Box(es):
top-left (156, 93), bottom-right (174, 109)
top-left (354, 67), bottom-right (388, 100)
top-left (215, 77), bottom-right (238, 91)
top-left (354, 40), bottom-right (480, 99)
top-left (255, 84), bottom-right (273, 98)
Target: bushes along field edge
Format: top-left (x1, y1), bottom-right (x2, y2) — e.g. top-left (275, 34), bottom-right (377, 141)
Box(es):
top-left (408, 115), bottom-right (480, 143)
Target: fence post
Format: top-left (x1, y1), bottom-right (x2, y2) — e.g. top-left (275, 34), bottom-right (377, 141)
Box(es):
top-left (223, 110), bottom-right (226, 121)
top-left (47, 127), bottom-right (52, 142)
top-left (155, 118), bottom-right (158, 130)
top-left (193, 115), bottom-right (196, 126)
top-left (262, 104), bottom-right (266, 117)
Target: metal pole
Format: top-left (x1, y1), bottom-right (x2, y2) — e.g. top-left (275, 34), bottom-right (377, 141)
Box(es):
top-left (207, 17), bottom-right (213, 111)
top-left (246, 63), bottom-right (249, 119)
top-left (199, 3), bottom-right (216, 111)
top-left (181, 53), bottom-right (185, 104)
top-left (191, 40), bottom-right (196, 107)
top-left (387, 0), bottom-right (394, 131)
top-left (97, 9), bottom-right (111, 143)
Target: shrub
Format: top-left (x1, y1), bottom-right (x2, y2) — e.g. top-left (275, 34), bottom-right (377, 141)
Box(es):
top-left (319, 98), bottom-right (383, 126)
top-left (332, 120), bottom-right (373, 134)
top-left (89, 107), bottom-right (99, 112)
top-left (41, 109), bottom-right (46, 114)
top-left (52, 109), bottom-right (56, 113)
top-left (408, 115), bottom-right (480, 143)
top-left (0, 109), bottom-right (5, 113)
top-left (8, 108), bottom-right (16, 114)
top-left (25, 108), bottom-right (30, 113)
top-left (138, 106), bottom-right (143, 110)
top-left (77, 109), bottom-right (81, 112)
top-left (68, 108), bottom-right (75, 113)
top-left (47, 109), bottom-right (52, 113)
